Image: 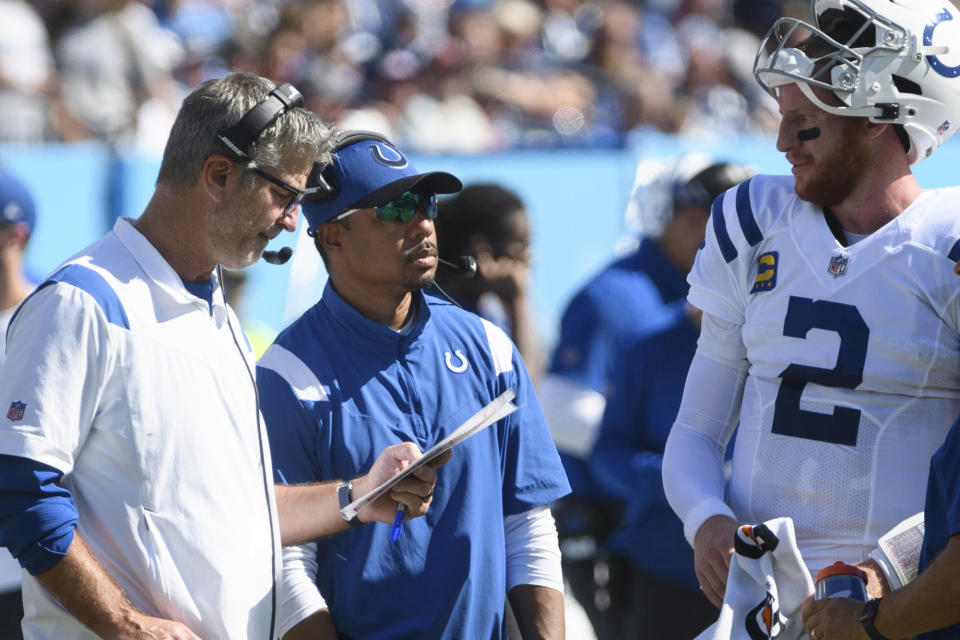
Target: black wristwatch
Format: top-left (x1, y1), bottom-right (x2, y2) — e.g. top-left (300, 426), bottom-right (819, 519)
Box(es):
top-left (337, 481), bottom-right (364, 528)
top-left (859, 598), bottom-right (891, 640)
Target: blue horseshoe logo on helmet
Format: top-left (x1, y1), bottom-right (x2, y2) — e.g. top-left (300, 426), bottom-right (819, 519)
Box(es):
top-left (925, 7), bottom-right (960, 78)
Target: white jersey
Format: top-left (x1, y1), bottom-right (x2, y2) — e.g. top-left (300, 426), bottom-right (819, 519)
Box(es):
top-left (0, 218), bottom-right (279, 639)
top-left (689, 174), bottom-right (960, 571)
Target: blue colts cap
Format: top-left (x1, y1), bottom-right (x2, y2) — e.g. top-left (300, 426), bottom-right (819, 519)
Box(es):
top-left (301, 133), bottom-right (462, 234)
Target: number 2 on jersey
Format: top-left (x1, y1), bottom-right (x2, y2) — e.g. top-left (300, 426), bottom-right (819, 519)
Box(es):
top-left (771, 296), bottom-right (869, 446)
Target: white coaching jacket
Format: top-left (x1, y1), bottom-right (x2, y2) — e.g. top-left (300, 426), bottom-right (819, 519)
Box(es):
top-left (0, 218), bottom-right (280, 639)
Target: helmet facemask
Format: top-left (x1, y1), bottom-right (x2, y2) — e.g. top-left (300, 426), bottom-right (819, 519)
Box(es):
top-left (753, 0), bottom-right (960, 164)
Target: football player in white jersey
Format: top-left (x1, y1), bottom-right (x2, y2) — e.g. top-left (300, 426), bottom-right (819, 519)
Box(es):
top-left (661, 0), bottom-right (960, 618)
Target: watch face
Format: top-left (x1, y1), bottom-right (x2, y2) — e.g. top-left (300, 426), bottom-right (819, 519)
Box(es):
top-left (338, 482), bottom-right (352, 509)
top-left (337, 481), bottom-right (363, 527)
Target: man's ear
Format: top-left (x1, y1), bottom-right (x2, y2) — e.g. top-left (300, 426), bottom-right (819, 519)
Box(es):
top-left (864, 120), bottom-right (889, 141)
top-left (202, 154), bottom-right (235, 205)
top-left (317, 222), bottom-right (343, 252)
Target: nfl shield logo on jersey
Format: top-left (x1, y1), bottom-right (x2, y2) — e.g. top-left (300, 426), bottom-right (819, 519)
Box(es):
top-left (7, 401), bottom-right (25, 421)
top-left (828, 253), bottom-right (850, 277)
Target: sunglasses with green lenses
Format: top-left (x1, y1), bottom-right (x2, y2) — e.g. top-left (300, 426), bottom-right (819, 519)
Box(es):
top-left (376, 191), bottom-right (438, 222)
top-left (336, 191), bottom-right (438, 223)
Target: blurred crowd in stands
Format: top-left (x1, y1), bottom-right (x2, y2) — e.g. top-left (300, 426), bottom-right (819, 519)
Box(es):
top-left (0, 0), bottom-right (806, 153)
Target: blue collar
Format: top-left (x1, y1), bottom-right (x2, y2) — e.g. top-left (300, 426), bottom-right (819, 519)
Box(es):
top-left (318, 282), bottom-right (431, 350)
top-left (181, 277), bottom-right (214, 311)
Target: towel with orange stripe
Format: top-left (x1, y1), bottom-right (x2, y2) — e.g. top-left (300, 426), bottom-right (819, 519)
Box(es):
top-left (696, 517), bottom-right (814, 640)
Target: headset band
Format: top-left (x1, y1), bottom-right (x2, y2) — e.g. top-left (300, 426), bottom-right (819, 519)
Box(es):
top-left (217, 83), bottom-right (304, 162)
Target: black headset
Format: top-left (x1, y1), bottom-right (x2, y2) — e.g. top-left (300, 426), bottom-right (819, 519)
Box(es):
top-left (217, 83), bottom-right (304, 162)
top-left (264, 128), bottom-right (476, 279)
top-left (303, 129), bottom-right (396, 203)
top-left (216, 81), bottom-right (306, 265)
top-left (214, 82), bottom-right (307, 639)
top-left (264, 131), bottom-right (395, 265)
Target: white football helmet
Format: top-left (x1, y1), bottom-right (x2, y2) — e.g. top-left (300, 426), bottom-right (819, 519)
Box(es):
top-left (624, 153), bottom-right (755, 238)
top-left (754, 0), bottom-right (960, 163)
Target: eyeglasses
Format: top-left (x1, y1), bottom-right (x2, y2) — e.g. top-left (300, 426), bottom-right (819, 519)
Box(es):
top-left (335, 191), bottom-right (438, 223)
top-left (250, 167), bottom-right (322, 216)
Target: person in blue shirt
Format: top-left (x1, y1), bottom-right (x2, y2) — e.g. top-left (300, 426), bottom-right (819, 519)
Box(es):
top-left (801, 412), bottom-right (960, 640)
top-left (589, 302), bottom-right (717, 637)
top-left (256, 130), bottom-right (570, 640)
top-left (537, 154), bottom-right (753, 638)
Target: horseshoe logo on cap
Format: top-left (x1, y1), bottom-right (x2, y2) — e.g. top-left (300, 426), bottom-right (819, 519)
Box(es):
top-left (444, 349), bottom-right (469, 373)
top-left (369, 143), bottom-right (408, 168)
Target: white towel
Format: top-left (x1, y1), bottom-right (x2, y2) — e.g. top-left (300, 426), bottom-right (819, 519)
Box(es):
top-left (696, 517), bottom-right (814, 640)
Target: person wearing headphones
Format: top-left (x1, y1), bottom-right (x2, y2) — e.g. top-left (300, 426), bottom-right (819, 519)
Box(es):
top-left (0, 73), bottom-right (441, 639)
top-left (256, 130), bottom-right (570, 640)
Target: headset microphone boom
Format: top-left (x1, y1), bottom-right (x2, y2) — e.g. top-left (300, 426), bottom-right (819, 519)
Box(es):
top-left (438, 255), bottom-right (477, 279)
top-left (262, 246), bottom-right (293, 265)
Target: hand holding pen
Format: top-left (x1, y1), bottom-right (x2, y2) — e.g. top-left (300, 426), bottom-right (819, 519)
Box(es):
top-left (345, 442), bottom-right (451, 528)
top-left (390, 480), bottom-right (435, 541)
top-left (390, 504), bottom-right (406, 541)
top-left (387, 460), bottom-right (438, 541)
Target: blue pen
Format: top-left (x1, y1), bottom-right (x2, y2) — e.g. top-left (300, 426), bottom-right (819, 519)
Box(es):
top-left (390, 503), bottom-right (405, 542)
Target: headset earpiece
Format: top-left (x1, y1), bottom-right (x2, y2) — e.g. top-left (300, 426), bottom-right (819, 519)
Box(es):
top-left (306, 162), bottom-right (337, 202)
top-left (304, 130), bottom-right (396, 204)
top-left (217, 83), bottom-right (304, 162)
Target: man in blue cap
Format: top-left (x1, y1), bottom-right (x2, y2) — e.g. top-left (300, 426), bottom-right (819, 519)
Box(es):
top-left (257, 130), bottom-right (570, 639)
top-left (0, 166), bottom-right (36, 639)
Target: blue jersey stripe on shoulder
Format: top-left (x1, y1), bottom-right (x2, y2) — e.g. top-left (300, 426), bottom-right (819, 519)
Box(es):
top-left (29, 264), bottom-right (129, 329)
top-left (712, 195), bottom-right (738, 263)
top-left (735, 179), bottom-right (763, 246)
top-left (949, 239), bottom-right (960, 263)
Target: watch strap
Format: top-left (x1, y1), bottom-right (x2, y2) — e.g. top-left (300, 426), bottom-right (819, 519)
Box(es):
top-left (859, 598), bottom-right (891, 640)
top-left (337, 481), bottom-right (363, 528)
